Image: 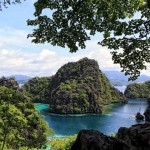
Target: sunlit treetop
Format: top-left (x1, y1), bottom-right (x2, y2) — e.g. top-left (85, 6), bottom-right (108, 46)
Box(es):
top-left (27, 0), bottom-right (150, 80)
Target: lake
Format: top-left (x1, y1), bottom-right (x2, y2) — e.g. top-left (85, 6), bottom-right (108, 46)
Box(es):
top-left (35, 98), bottom-right (147, 136)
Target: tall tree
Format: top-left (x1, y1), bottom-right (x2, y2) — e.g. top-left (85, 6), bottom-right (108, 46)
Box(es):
top-left (28, 0), bottom-right (150, 80)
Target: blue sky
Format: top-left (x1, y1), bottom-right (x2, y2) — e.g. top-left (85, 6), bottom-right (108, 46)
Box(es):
top-left (0, 0), bottom-right (149, 77)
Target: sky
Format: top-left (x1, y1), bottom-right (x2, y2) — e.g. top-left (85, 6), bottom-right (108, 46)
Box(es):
top-left (0, 0), bottom-right (150, 77)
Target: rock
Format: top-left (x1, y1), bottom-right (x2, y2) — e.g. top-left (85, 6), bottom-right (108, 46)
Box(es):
top-left (144, 97), bottom-right (150, 121)
top-left (135, 112), bottom-right (144, 120)
top-left (71, 130), bottom-right (130, 150)
top-left (117, 123), bottom-right (150, 150)
top-left (144, 107), bottom-right (150, 121)
top-left (71, 124), bottom-right (150, 150)
top-left (147, 97), bottom-right (150, 106)
top-left (49, 58), bottom-right (126, 114)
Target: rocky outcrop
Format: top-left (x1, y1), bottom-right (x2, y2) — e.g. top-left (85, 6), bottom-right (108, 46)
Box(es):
top-left (117, 123), bottom-right (150, 150)
top-left (49, 58), bottom-right (126, 114)
top-left (135, 112), bottom-right (144, 120)
top-left (71, 130), bottom-right (129, 150)
top-left (71, 123), bottom-right (150, 150)
top-left (144, 107), bottom-right (150, 121)
top-left (144, 97), bottom-right (150, 121)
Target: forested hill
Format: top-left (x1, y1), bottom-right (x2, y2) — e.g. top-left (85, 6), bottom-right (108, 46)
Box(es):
top-left (0, 76), bottom-right (19, 91)
top-left (124, 81), bottom-right (150, 98)
top-left (21, 77), bottom-right (52, 103)
top-left (22, 58), bottom-right (126, 114)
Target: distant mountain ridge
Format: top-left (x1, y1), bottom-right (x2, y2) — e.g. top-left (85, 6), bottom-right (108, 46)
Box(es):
top-left (3, 70), bottom-right (150, 86)
top-left (3, 75), bottom-right (31, 84)
top-left (7, 75), bottom-right (31, 80)
top-left (103, 71), bottom-right (150, 86)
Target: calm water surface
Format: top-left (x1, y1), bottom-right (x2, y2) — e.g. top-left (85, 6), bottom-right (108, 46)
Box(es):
top-left (35, 99), bottom-right (147, 136)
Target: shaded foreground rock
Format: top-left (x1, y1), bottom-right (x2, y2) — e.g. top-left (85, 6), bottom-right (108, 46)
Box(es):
top-left (118, 123), bottom-right (150, 150)
top-left (71, 123), bottom-right (150, 150)
top-left (144, 107), bottom-right (150, 121)
top-left (71, 130), bottom-right (129, 150)
top-left (144, 97), bottom-right (150, 121)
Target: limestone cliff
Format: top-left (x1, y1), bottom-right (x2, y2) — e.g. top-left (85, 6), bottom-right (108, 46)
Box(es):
top-left (49, 58), bottom-right (126, 114)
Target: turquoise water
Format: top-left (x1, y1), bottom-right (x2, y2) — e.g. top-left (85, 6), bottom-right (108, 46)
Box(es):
top-left (35, 99), bottom-right (147, 136)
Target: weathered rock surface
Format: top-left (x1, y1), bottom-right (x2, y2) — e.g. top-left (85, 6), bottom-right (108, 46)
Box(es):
top-left (117, 123), bottom-right (150, 150)
top-left (135, 112), bottom-right (144, 120)
top-left (71, 123), bottom-right (150, 150)
top-left (144, 97), bottom-right (150, 121)
top-left (71, 130), bottom-right (129, 150)
top-left (144, 108), bottom-right (150, 121)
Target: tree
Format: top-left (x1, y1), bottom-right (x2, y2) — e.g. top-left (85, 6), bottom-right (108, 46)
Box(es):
top-left (0, 102), bottom-right (27, 150)
top-left (27, 0), bottom-right (150, 80)
top-left (0, 86), bottom-right (54, 149)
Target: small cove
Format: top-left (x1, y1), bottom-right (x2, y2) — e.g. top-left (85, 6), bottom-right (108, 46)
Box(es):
top-left (35, 98), bottom-right (147, 136)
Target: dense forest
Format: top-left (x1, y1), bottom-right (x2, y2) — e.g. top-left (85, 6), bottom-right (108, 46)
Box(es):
top-left (23, 58), bottom-right (126, 114)
top-left (0, 76), bottom-right (19, 91)
top-left (124, 81), bottom-right (150, 98)
top-left (0, 77), bottom-right (54, 150)
top-left (21, 77), bottom-right (52, 103)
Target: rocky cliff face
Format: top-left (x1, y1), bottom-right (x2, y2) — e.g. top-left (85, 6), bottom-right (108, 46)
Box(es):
top-left (144, 97), bottom-right (150, 121)
top-left (49, 58), bottom-right (126, 114)
top-left (71, 123), bottom-right (150, 150)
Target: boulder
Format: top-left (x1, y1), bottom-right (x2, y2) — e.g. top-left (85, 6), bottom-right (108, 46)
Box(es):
top-left (135, 112), bottom-right (144, 120)
top-left (71, 124), bottom-right (150, 150)
top-left (71, 130), bottom-right (129, 150)
top-left (117, 123), bottom-right (150, 150)
top-left (144, 107), bottom-right (150, 121)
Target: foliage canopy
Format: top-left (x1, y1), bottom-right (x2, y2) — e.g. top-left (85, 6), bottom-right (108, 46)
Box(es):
top-left (0, 86), bottom-right (54, 150)
top-left (124, 81), bottom-right (150, 98)
top-left (21, 76), bottom-right (51, 103)
top-left (28, 0), bottom-right (150, 80)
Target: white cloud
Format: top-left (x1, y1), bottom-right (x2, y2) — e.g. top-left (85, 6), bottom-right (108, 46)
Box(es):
top-left (0, 44), bottom-right (122, 77)
top-left (0, 28), bottom-right (150, 77)
top-left (0, 49), bottom-right (75, 77)
top-left (0, 45), bottom-right (150, 77)
top-left (0, 27), bottom-right (30, 49)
